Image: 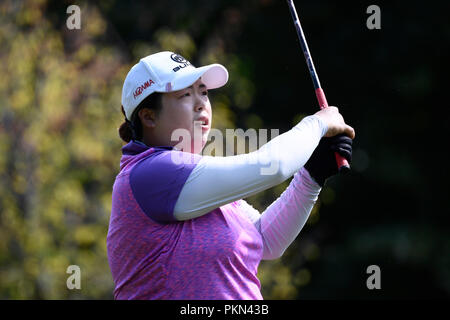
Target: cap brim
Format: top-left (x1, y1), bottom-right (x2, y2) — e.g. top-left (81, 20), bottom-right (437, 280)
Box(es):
top-left (161, 64), bottom-right (228, 92)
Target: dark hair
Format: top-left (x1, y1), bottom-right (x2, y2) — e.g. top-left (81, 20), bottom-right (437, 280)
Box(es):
top-left (118, 92), bottom-right (163, 143)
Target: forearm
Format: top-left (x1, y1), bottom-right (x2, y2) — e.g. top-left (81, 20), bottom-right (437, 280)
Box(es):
top-left (255, 167), bottom-right (321, 260)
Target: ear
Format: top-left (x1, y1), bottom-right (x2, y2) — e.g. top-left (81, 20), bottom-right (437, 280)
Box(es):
top-left (138, 108), bottom-right (157, 128)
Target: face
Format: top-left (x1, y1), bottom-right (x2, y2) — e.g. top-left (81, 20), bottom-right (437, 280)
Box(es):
top-left (142, 78), bottom-right (212, 154)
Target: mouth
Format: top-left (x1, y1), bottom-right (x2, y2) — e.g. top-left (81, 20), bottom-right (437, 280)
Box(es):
top-left (195, 116), bottom-right (210, 131)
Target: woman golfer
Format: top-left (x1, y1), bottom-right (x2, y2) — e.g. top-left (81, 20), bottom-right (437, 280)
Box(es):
top-left (107, 51), bottom-right (355, 299)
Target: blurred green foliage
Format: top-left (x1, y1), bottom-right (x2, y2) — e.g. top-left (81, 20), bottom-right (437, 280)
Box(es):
top-left (0, 0), bottom-right (123, 299)
top-left (0, 0), bottom-right (449, 299)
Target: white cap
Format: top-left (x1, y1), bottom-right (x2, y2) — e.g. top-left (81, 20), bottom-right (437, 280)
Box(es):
top-left (121, 51), bottom-right (229, 120)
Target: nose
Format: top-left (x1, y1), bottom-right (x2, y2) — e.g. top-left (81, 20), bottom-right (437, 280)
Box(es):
top-left (193, 93), bottom-right (206, 112)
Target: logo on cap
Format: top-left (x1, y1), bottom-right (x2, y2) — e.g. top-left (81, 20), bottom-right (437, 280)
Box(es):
top-left (171, 54), bottom-right (187, 63)
top-left (171, 53), bottom-right (191, 72)
top-left (133, 79), bottom-right (155, 99)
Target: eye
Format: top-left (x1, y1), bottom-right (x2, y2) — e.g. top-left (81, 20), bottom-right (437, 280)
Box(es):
top-left (179, 92), bottom-right (190, 99)
top-left (202, 90), bottom-right (208, 96)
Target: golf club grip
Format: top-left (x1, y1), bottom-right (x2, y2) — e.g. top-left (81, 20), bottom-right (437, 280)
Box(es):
top-left (315, 88), bottom-right (351, 172)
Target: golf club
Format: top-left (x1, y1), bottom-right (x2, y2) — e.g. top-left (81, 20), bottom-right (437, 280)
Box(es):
top-left (286, 0), bottom-right (350, 172)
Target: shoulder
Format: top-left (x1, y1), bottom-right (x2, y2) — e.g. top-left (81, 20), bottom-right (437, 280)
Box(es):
top-left (131, 149), bottom-right (201, 182)
top-left (129, 150), bottom-right (203, 223)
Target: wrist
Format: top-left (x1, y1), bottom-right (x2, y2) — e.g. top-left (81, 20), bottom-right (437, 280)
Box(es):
top-left (309, 115), bottom-right (328, 138)
top-left (303, 163), bottom-right (325, 187)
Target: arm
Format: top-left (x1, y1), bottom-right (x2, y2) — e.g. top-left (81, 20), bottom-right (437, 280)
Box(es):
top-left (173, 115), bottom-right (327, 220)
top-left (239, 133), bottom-right (354, 260)
top-left (243, 167), bottom-right (321, 260)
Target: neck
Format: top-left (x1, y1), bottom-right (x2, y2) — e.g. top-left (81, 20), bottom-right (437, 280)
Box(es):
top-left (141, 131), bottom-right (172, 148)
